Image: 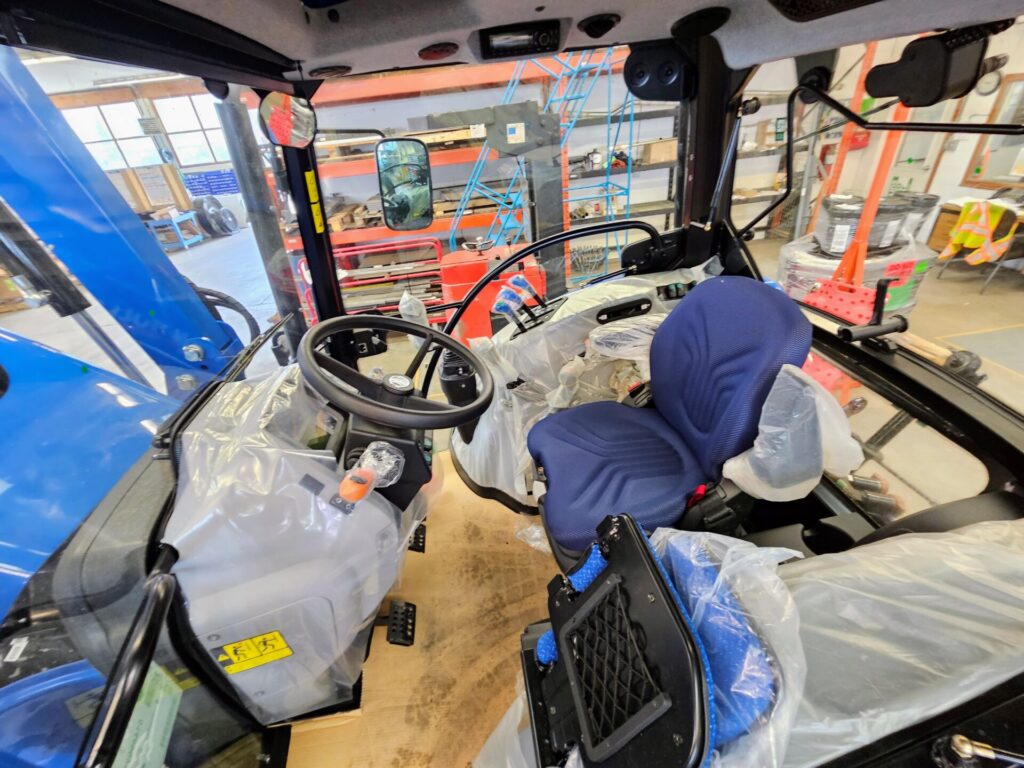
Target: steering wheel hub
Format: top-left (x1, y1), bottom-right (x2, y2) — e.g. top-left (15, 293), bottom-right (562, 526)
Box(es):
top-left (383, 373), bottom-right (415, 395)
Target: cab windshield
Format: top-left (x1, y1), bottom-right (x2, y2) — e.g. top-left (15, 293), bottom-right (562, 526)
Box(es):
top-left (3, 37), bottom-right (1021, 419)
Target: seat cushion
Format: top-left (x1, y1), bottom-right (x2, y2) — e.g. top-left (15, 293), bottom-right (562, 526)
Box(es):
top-left (528, 401), bottom-right (704, 551)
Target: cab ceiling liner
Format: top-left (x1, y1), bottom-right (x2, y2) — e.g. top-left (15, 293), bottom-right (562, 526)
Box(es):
top-left (768, 0), bottom-right (885, 22)
top-left (0, 0), bottom-right (303, 94)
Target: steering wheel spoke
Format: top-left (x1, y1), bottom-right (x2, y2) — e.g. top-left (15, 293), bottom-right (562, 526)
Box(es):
top-left (407, 394), bottom-right (456, 413)
top-left (314, 350), bottom-right (380, 397)
top-left (404, 331), bottom-right (438, 378)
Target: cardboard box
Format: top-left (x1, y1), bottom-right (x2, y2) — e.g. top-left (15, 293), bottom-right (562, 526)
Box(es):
top-left (640, 138), bottom-right (677, 166)
top-left (927, 205), bottom-right (960, 252)
top-left (0, 267), bottom-right (26, 313)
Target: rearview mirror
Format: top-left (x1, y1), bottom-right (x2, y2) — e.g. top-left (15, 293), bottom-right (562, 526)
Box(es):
top-left (375, 138), bottom-right (433, 230)
top-left (258, 92), bottom-right (317, 148)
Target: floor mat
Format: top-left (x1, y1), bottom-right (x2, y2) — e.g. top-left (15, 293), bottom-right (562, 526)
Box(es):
top-left (942, 324), bottom-right (1024, 374)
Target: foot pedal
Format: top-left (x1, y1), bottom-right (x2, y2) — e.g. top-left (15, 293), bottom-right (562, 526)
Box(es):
top-left (408, 523), bottom-right (426, 553)
top-left (386, 600), bottom-right (416, 646)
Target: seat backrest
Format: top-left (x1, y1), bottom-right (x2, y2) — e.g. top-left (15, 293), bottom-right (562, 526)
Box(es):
top-left (649, 276), bottom-right (811, 481)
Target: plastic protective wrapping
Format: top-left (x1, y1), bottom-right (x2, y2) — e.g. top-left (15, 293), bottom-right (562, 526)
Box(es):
top-left (336, 440), bottom-right (406, 511)
top-left (779, 235), bottom-right (936, 313)
top-left (164, 365), bottom-right (425, 724)
top-left (452, 336), bottom-right (553, 503)
top-left (399, 288), bottom-right (429, 348)
top-left (780, 519), bottom-right (1024, 767)
top-left (651, 530), bottom-right (806, 768)
top-left (514, 521), bottom-right (552, 554)
top-left (587, 313), bottom-right (665, 380)
top-left (473, 684), bottom-right (539, 768)
top-left (722, 364), bottom-right (863, 501)
top-left (452, 268), bottom-right (702, 507)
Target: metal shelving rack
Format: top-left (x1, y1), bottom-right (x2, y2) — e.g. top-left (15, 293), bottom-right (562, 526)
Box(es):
top-left (447, 47), bottom-right (627, 253)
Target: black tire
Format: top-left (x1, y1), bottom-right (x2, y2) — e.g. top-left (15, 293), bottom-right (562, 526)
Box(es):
top-left (194, 195), bottom-right (227, 237)
top-left (216, 207), bottom-right (239, 234)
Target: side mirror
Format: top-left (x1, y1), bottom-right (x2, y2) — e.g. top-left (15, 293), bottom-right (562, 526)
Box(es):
top-left (375, 138), bottom-right (433, 230)
top-left (258, 92), bottom-right (317, 148)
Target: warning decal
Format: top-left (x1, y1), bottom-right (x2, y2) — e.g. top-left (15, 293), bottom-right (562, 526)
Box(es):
top-left (311, 201), bottom-right (325, 233)
top-left (213, 631), bottom-right (293, 675)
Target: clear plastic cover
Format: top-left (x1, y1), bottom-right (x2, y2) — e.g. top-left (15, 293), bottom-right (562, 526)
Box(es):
top-left (651, 529), bottom-right (806, 768)
top-left (163, 366), bottom-right (424, 724)
top-left (587, 313), bottom-right (666, 380)
top-left (722, 364), bottom-right (863, 501)
top-left (451, 336), bottom-right (553, 503)
top-left (547, 356), bottom-right (588, 409)
top-left (452, 268), bottom-right (703, 507)
top-left (514, 521), bottom-right (552, 554)
top-left (398, 288), bottom-right (429, 349)
top-left (778, 234), bottom-right (937, 314)
top-left (473, 682), bottom-right (539, 768)
top-left (354, 440), bottom-right (406, 486)
top-left (780, 519), bottom-right (1024, 767)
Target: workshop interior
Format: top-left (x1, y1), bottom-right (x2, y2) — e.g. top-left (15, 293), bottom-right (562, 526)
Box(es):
top-left (2, 1), bottom-right (1024, 767)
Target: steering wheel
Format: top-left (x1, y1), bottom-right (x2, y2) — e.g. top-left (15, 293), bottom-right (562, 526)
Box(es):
top-left (298, 314), bottom-right (493, 429)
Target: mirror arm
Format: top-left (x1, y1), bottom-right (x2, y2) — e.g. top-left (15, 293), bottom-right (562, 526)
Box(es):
top-left (737, 84), bottom-right (1024, 241)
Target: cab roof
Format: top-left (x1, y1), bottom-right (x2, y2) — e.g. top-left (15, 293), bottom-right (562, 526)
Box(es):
top-left (160, 0), bottom-right (1024, 76)
top-left (3, 0), bottom-right (1024, 91)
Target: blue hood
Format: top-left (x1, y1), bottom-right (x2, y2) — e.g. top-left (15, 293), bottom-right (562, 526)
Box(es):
top-left (0, 331), bottom-right (174, 618)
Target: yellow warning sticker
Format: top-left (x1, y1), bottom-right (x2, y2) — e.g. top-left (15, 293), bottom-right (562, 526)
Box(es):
top-left (214, 631), bottom-right (292, 675)
top-left (304, 170), bottom-right (319, 203)
top-left (311, 201), bottom-right (325, 233)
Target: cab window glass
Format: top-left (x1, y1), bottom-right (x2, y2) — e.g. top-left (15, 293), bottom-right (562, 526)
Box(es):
top-left (311, 45), bottom-right (677, 344)
top-left (4, 52), bottom-right (304, 398)
top-left (732, 25), bottom-right (1024, 416)
top-left (805, 348), bottom-right (989, 521)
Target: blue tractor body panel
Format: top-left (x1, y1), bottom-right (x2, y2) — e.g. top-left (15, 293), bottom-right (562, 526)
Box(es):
top-left (0, 330), bottom-right (174, 619)
top-left (0, 660), bottom-right (105, 768)
top-left (0, 47), bottom-right (243, 398)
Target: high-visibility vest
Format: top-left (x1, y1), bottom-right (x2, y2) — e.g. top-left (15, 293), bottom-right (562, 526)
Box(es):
top-left (939, 200), bottom-right (1019, 265)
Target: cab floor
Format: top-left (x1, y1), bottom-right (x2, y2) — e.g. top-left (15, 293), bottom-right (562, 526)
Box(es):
top-left (285, 450), bottom-right (552, 767)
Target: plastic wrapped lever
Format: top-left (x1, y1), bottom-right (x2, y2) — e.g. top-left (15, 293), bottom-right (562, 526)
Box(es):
top-left (337, 440), bottom-right (406, 512)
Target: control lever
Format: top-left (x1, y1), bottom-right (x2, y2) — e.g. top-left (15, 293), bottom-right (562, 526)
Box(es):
top-left (837, 278), bottom-right (908, 343)
top-left (934, 734), bottom-right (1024, 766)
top-left (508, 273), bottom-right (547, 308)
top-left (439, 349), bottom-right (480, 443)
top-left (336, 441), bottom-right (405, 512)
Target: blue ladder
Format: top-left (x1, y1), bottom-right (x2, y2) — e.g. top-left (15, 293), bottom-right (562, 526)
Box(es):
top-left (448, 49), bottom-right (628, 253)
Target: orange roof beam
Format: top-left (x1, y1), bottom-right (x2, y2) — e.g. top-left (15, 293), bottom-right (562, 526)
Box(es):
top-left (832, 100), bottom-right (911, 287)
top-left (806, 42), bottom-right (877, 235)
top-left (312, 56), bottom-right (626, 107)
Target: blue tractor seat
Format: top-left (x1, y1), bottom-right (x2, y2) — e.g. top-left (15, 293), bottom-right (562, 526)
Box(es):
top-left (528, 276), bottom-right (812, 554)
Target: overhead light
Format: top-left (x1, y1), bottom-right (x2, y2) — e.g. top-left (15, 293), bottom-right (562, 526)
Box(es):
top-left (91, 73), bottom-right (186, 88)
top-left (21, 54), bottom-right (74, 65)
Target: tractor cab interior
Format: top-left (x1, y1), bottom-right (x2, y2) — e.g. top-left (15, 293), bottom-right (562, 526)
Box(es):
top-left (3, 2), bottom-right (1024, 768)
